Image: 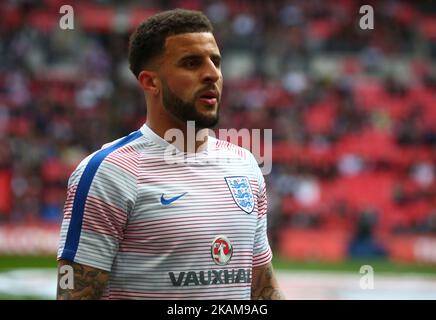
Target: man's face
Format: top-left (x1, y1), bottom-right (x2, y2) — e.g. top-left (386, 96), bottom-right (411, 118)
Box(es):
top-left (158, 32), bottom-right (223, 129)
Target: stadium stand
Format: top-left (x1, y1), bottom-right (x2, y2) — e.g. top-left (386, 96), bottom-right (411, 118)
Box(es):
top-left (0, 0), bottom-right (435, 262)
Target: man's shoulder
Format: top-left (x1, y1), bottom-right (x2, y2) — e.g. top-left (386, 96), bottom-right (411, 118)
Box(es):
top-left (71, 130), bottom-right (147, 178)
top-left (100, 130), bottom-right (145, 153)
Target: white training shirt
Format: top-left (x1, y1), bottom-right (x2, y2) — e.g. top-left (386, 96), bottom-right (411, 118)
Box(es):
top-left (57, 123), bottom-right (272, 300)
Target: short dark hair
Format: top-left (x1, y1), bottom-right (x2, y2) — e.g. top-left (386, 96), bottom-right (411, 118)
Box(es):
top-left (128, 9), bottom-right (214, 78)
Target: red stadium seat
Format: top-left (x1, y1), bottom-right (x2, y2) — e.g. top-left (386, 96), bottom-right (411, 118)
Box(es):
top-left (331, 173), bottom-right (395, 209)
top-left (419, 16), bottom-right (436, 40)
top-left (278, 228), bottom-right (350, 262)
top-left (308, 19), bottom-right (339, 41)
top-left (28, 10), bottom-right (58, 32)
top-left (76, 4), bottom-right (115, 33)
top-left (335, 128), bottom-right (400, 162)
top-left (303, 101), bottom-right (336, 134)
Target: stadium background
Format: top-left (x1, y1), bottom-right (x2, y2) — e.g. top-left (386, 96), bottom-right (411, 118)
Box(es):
top-left (0, 0), bottom-right (435, 299)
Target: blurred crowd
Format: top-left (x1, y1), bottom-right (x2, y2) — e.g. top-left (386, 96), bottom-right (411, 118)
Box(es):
top-left (0, 0), bottom-right (435, 251)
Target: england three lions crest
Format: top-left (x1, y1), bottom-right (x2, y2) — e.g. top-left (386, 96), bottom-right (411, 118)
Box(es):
top-left (225, 176), bottom-right (255, 214)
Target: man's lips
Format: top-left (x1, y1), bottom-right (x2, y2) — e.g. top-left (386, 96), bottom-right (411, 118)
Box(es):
top-left (198, 97), bottom-right (217, 105)
top-left (198, 90), bottom-right (219, 105)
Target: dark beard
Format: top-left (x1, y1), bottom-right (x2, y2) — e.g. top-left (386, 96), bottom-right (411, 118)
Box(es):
top-left (161, 81), bottom-right (219, 129)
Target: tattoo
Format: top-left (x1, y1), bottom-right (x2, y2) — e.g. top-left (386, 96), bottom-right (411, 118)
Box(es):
top-left (251, 262), bottom-right (284, 300)
top-left (56, 260), bottom-right (109, 300)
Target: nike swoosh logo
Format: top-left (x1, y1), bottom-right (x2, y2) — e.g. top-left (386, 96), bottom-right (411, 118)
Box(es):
top-left (160, 192), bottom-right (188, 205)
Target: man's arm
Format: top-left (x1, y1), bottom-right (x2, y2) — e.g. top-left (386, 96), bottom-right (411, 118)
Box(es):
top-left (251, 262), bottom-right (285, 300)
top-left (56, 259), bottom-right (109, 300)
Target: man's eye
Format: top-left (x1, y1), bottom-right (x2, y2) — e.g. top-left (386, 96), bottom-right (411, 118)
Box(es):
top-left (212, 58), bottom-right (221, 68)
top-left (183, 59), bottom-right (199, 68)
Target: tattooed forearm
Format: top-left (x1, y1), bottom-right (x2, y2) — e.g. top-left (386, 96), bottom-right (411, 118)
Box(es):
top-left (56, 260), bottom-right (109, 300)
top-left (251, 262), bottom-right (285, 300)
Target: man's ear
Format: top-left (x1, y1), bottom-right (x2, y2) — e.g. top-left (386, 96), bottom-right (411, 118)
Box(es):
top-left (138, 70), bottom-right (159, 96)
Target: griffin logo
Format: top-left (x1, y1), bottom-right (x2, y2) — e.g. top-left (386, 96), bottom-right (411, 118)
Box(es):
top-left (211, 235), bottom-right (233, 265)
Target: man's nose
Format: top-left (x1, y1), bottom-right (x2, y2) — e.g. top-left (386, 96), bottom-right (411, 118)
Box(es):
top-left (202, 59), bottom-right (221, 83)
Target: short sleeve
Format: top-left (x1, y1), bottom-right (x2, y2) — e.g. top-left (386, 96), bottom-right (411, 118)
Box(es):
top-left (57, 149), bottom-right (138, 272)
top-left (251, 158), bottom-right (273, 267)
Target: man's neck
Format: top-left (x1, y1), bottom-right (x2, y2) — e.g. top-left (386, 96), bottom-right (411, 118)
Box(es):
top-left (146, 120), bottom-right (209, 153)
